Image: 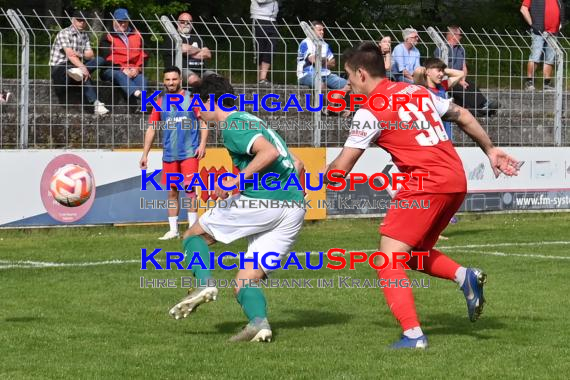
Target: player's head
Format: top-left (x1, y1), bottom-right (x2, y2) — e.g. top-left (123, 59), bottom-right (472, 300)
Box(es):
top-left (177, 12), bottom-right (193, 34)
top-left (163, 66), bottom-right (182, 93)
top-left (343, 41), bottom-right (386, 94)
top-left (423, 58), bottom-right (446, 85)
top-left (446, 25), bottom-right (462, 45)
top-left (198, 75), bottom-right (235, 122)
top-left (402, 28), bottom-right (419, 47)
top-left (311, 20), bottom-right (325, 39)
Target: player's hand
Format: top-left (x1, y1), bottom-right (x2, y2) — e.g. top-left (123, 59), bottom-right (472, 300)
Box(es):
top-left (139, 156), bottom-right (148, 170)
top-left (460, 79), bottom-right (469, 89)
top-left (196, 144), bottom-right (206, 159)
top-left (487, 148), bottom-right (521, 178)
top-left (214, 177), bottom-right (238, 199)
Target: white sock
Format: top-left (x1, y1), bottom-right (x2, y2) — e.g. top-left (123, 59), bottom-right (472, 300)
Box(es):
top-left (168, 216), bottom-right (178, 233)
top-left (188, 212), bottom-right (198, 228)
top-left (455, 267), bottom-right (467, 287)
top-left (403, 326), bottom-right (424, 339)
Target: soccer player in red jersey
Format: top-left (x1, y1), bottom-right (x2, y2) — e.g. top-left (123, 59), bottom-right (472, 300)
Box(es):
top-left (324, 42), bottom-right (521, 349)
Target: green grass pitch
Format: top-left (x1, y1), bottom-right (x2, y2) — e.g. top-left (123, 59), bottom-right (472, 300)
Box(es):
top-left (1, 212), bottom-right (570, 379)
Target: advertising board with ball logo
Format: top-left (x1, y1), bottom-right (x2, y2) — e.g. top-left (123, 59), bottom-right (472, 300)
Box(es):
top-left (40, 154), bottom-right (96, 223)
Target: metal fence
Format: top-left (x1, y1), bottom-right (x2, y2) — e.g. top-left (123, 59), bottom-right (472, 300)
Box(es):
top-left (0, 8), bottom-right (569, 149)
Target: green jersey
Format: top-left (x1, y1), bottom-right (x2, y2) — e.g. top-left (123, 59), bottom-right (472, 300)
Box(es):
top-left (222, 112), bottom-right (304, 201)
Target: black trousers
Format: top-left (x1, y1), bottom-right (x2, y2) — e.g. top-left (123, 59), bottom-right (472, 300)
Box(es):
top-left (449, 79), bottom-right (487, 111)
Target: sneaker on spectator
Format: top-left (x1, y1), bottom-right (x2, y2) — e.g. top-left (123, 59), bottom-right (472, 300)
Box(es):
top-left (543, 83), bottom-right (555, 92)
top-left (524, 80), bottom-right (535, 92)
top-left (67, 67), bottom-right (84, 82)
top-left (258, 79), bottom-right (272, 87)
top-left (93, 100), bottom-right (109, 116)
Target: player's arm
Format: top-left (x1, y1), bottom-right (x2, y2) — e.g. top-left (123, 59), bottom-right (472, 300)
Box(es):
top-left (140, 109), bottom-right (159, 169)
top-left (323, 147), bottom-right (365, 183)
top-left (444, 68), bottom-right (465, 88)
top-left (442, 103), bottom-right (521, 177)
top-left (214, 136), bottom-right (279, 198)
top-left (323, 108), bottom-right (378, 182)
top-left (289, 151), bottom-right (304, 175)
top-left (196, 120), bottom-right (208, 159)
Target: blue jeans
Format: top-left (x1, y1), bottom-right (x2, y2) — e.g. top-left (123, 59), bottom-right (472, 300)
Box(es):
top-left (391, 72), bottom-right (414, 84)
top-left (51, 56), bottom-right (106, 104)
top-left (299, 72), bottom-right (347, 89)
top-left (101, 68), bottom-right (148, 98)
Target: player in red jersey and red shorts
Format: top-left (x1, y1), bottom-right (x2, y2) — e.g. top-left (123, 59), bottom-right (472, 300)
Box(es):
top-left (324, 42), bottom-right (521, 349)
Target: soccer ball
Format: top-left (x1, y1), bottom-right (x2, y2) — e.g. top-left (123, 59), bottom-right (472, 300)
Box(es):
top-left (49, 164), bottom-right (93, 207)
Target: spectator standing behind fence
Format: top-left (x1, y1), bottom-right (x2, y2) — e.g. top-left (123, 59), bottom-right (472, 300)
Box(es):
top-left (434, 26), bottom-right (498, 117)
top-left (161, 12), bottom-right (217, 88)
top-left (379, 36), bottom-right (393, 75)
top-left (99, 8), bottom-right (148, 104)
top-left (413, 58), bottom-right (465, 140)
top-left (49, 10), bottom-right (109, 115)
top-left (391, 28), bottom-right (421, 83)
top-left (251, 0), bottom-right (279, 86)
top-left (520, 0), bottom-right (564, 91)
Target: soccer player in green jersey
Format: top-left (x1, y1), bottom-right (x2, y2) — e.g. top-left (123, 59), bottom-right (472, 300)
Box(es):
top-left (169, 75), bottom-right (306, 342)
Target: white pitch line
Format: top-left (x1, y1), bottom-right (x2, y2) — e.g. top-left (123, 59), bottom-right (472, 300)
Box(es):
top-left (1, 241), bottom-right (570, 270)
top-left (438, 241), bottom-right (570, 250)
top-left (0, 259), bottom-right (140, 270)
top-left (460, 250), bottom-right (570, 260)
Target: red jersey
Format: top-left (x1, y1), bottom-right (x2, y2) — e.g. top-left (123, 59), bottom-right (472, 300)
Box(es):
top-left (522, 0), bottom-right (561, 34)
top-left (344, 79), bottom-right (467, 193)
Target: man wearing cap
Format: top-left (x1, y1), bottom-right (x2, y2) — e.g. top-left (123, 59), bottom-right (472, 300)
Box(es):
top-left (49, 10), bottom-right (109, 115)
top-left (161, 11), bottom-right (217, 88)
top-left (99, 8), bottom-right (148, 102)
top-left (391, 28), bottom-right (421, 83)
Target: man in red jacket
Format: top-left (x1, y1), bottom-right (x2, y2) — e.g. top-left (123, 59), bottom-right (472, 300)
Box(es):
top-left (99, 8), bottom-right (149, 103)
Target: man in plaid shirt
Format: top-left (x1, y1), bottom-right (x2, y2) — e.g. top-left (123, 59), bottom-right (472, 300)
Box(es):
top-left (49, 10), bottom-right (109, 115)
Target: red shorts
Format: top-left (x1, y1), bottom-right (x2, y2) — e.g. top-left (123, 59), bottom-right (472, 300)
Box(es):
top-left (162, 158), bottom-right (199, 196)
top-left (380, 191), bottom-right (465, 250)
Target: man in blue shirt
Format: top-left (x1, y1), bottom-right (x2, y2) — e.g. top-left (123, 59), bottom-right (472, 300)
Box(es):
top-left (391, 28), bottom-right (421, 83)
top-left (434, 26), bottom-right (498, 117)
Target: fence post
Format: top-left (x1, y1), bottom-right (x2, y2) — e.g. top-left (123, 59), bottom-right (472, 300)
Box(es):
top-left (426, 26), bottom-right (448, 65)
top-left (300, 21), bottom-right (322, 147)
top-left (6, 9), bottom-right (29, 149)
top-left (160, 16), bottom-right (183, 71)
top-left (545, 33), bottom-right (564, 147)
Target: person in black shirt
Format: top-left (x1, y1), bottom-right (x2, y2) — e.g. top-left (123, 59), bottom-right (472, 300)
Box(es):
top-left (162, 12), bottom-right (217, 87)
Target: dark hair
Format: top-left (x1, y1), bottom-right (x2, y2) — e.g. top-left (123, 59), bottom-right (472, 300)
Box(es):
top-left (423, 58), bottom-right (447, 70)
top-left (163, 66), bottom-right (181, 77)
top-left (342, 41), bottom-right (386, 78)
top-left (198, 75), bottom-right (235, 107)
top-left (311, 20), bottom-right (324, 27)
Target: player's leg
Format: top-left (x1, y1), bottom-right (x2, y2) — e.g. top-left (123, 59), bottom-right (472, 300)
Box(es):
top-left (408, 192), bottom-right (487, 322)
top-left (376, 235), bottom-right (428, 349)
top-left (179, 157), bottom-right (199, 228)
top-left (159, 160), bottom-right (182, 240)
top-left (229, 205), bottom-right (306, 342)
top-left (169, 221), bottom-right (218, 319)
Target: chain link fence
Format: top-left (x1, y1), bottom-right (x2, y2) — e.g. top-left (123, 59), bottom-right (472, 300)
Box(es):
top-left (0, 9), bottom-right (569, 149)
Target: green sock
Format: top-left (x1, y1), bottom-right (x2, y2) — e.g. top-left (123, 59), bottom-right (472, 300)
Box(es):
top-left (236, 285), bottom-right (267, 322)
top-left (183, 236), bottom-right (212, 286)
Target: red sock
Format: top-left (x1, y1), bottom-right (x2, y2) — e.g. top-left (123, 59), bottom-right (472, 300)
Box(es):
top-left (378, 265), bottom-right (420, 331)
top-left (408, 249), bottom-right (460, 281)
